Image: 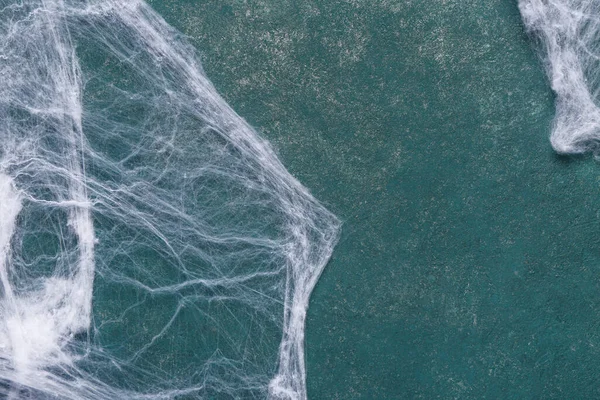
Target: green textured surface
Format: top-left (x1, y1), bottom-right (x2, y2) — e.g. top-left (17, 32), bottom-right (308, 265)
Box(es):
top-left (148, 0), bottom-right (600, 398)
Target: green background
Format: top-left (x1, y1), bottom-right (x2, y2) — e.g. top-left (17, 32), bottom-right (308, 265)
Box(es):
top-left (146, 0), bottom-right (600, 398)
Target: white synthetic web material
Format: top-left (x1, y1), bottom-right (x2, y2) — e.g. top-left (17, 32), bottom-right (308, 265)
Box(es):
top-left (0, 0), bottom-right (340, 398)
top-left (519, 0), bottom-right (600, 154)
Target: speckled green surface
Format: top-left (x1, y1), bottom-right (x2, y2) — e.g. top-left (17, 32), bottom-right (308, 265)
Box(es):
top-left (148, 0), bottom-right (600, 398)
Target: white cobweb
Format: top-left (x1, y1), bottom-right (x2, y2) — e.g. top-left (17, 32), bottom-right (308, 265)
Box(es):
top-left (520, 0), bottom-right (600, 154)
top-left (0, 0), bottom-right (340, 398)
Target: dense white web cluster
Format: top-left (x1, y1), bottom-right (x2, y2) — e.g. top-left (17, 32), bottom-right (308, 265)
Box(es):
top-left (0, 0), bottom-right (340, 398)
top-left (519, 0), bottom-right (600, 154)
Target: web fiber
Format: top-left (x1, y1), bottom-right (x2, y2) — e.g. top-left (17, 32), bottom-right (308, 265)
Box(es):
top-left (520, 0), bottom-right (600, 154)
top-left (0, 0), bottom-right (340, 398)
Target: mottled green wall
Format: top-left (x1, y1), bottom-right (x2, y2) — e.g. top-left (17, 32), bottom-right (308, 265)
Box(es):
top-left (149, 0), bottom-right (600, 398)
